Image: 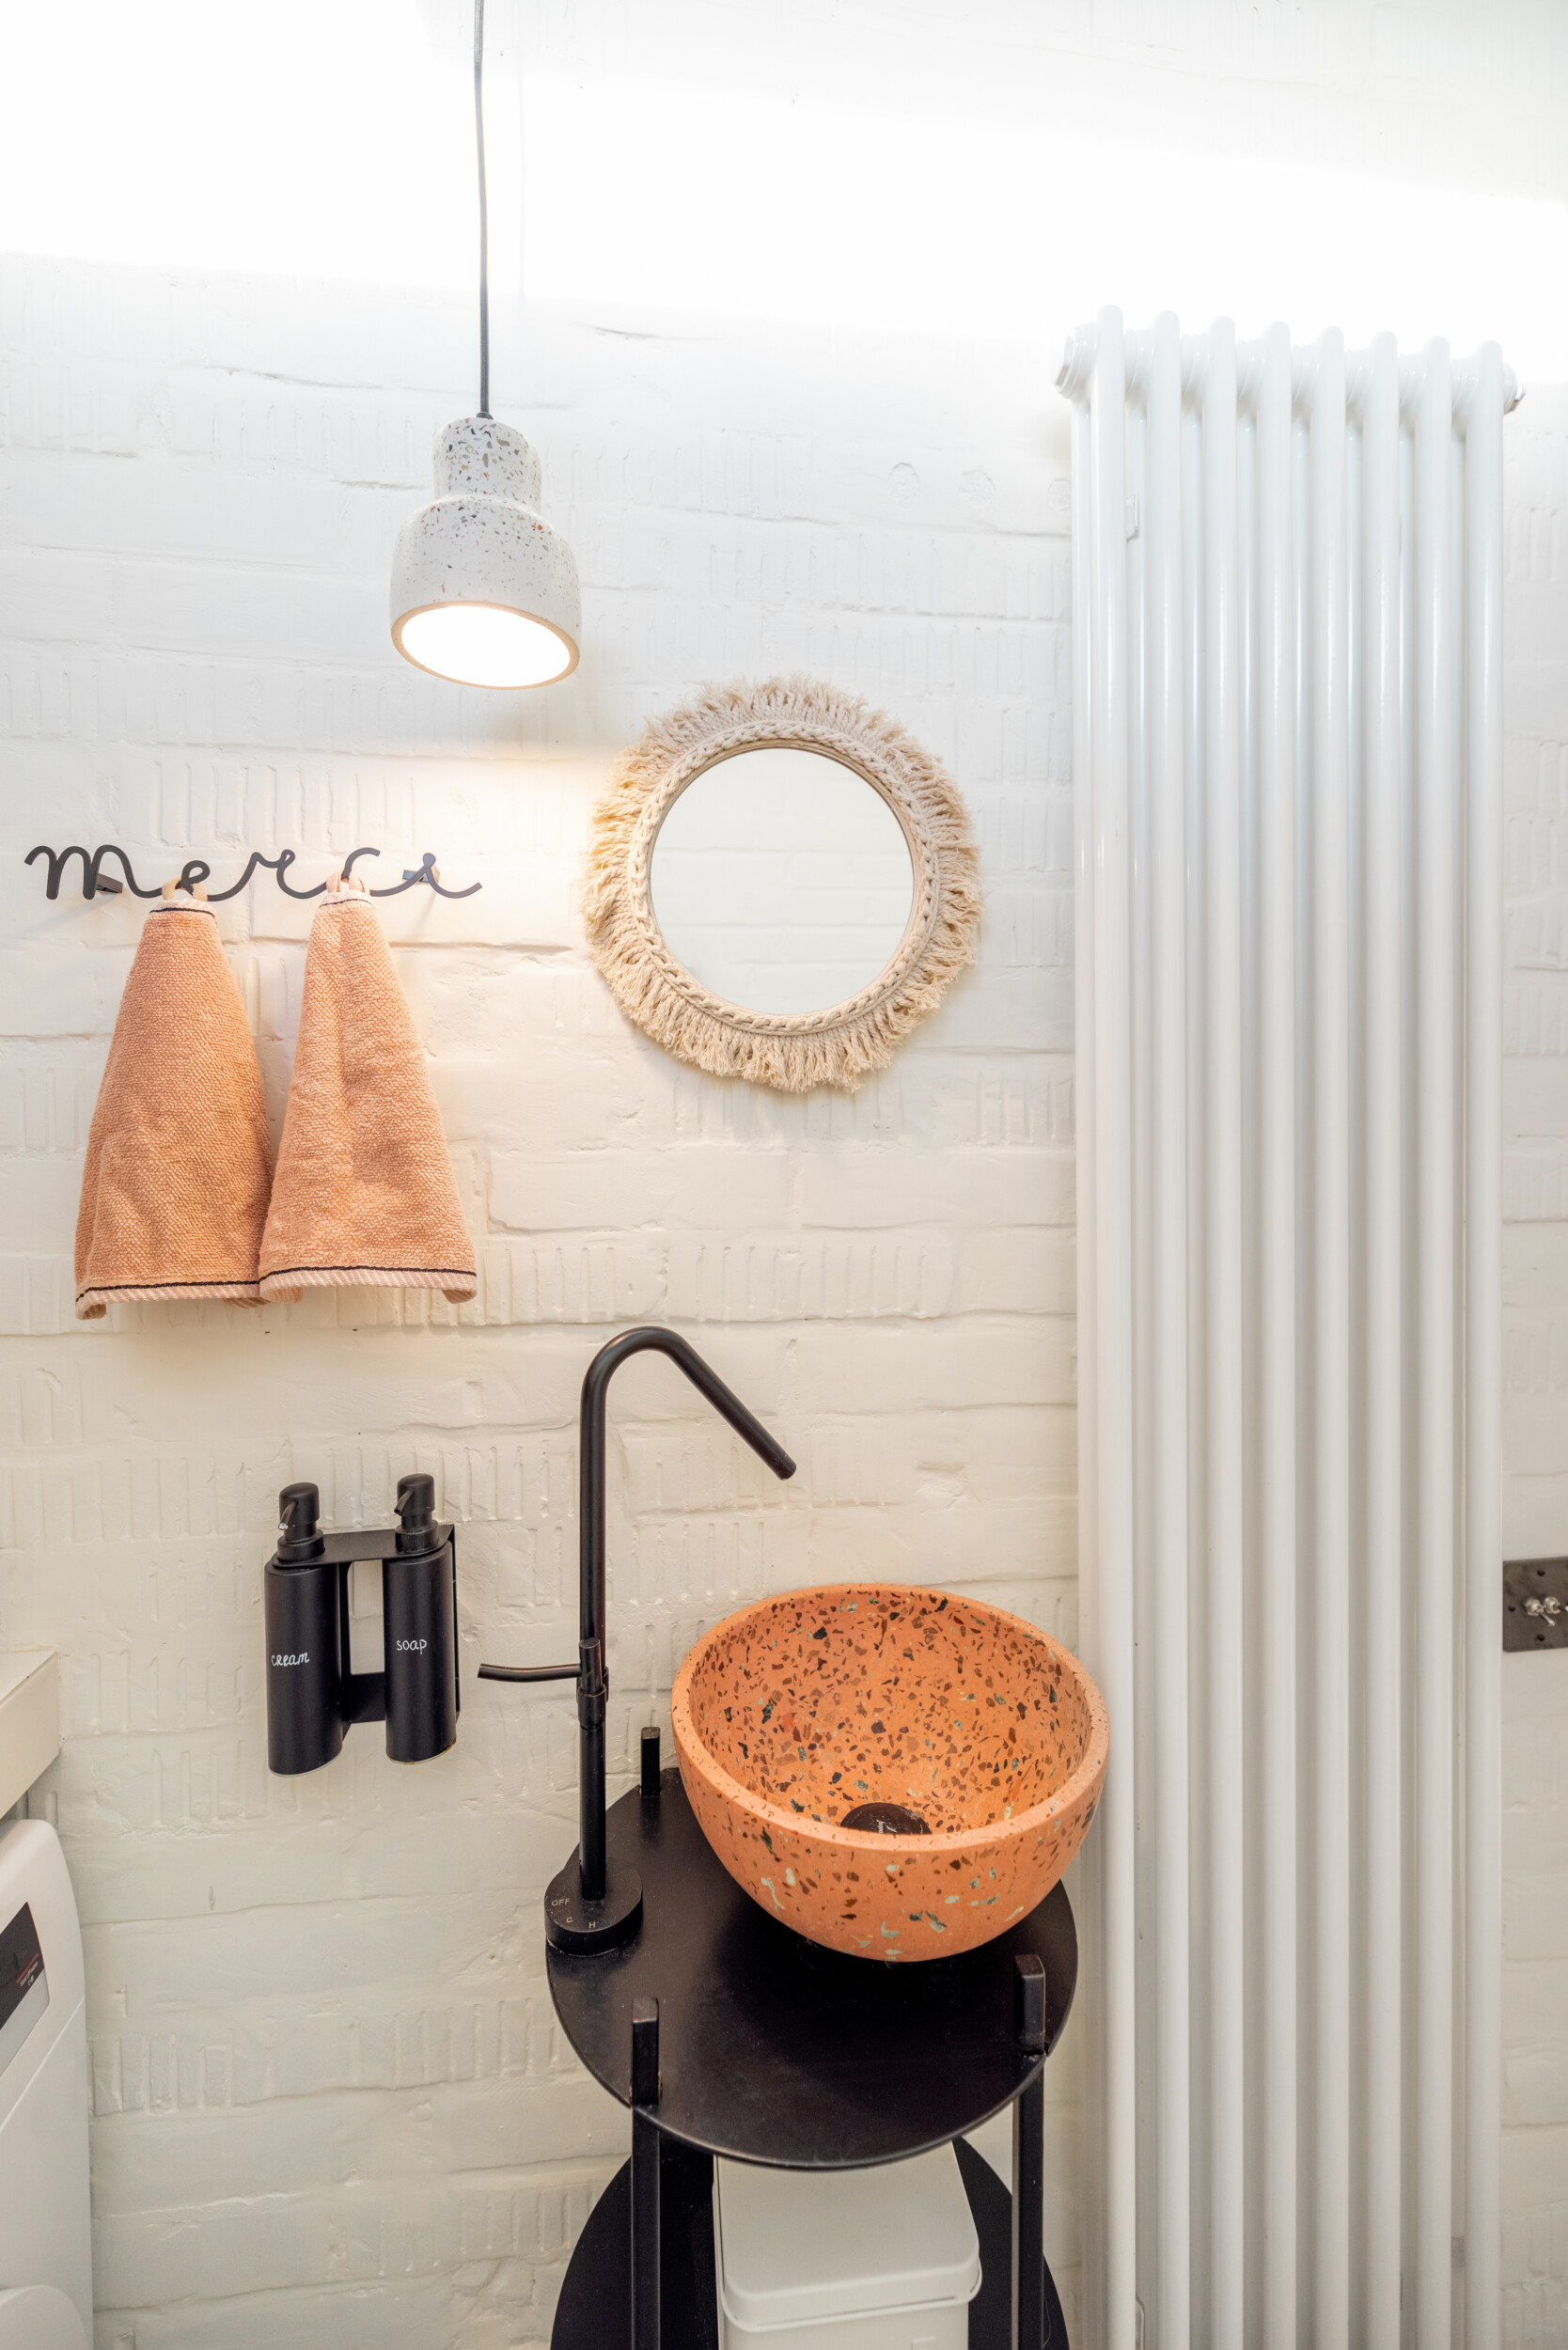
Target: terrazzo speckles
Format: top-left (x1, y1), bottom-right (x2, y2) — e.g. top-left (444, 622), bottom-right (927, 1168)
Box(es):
top-left (388, 414), bottom-right (581, 668)
top-left (670, 1583), bottom-right (1107, 1961)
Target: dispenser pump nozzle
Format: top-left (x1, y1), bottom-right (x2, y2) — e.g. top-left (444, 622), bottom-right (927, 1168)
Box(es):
top-left (395, 1472), bottom-right (440, 1554)
top-left (276, 1481), bottom-right (324, 1562)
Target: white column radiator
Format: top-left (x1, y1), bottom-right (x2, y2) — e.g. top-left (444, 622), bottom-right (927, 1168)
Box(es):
top-left (1058, 309), bottom-right (1513, 2350)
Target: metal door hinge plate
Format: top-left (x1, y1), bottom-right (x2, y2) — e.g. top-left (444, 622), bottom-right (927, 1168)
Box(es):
top-left (1504, 1557), bottom-right (1568, 1650)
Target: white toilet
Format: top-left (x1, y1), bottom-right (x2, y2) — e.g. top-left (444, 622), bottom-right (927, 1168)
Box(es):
top-left (0, 1820), bottom-right (92, 2349)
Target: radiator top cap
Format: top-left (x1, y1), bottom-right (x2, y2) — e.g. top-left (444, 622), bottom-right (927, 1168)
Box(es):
top-left (396, 1472), bottom-right (441, 1555)
top-left (276, 1480), bottom-right (324, 1563)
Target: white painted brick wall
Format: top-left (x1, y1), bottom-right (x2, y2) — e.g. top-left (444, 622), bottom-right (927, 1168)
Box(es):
top-left (3, 5), bottom-right (1567, 2345)
top-left (1, 255), bottom-right (1080, 2347)
top-left (1504, 384), bottom-right (1568, 2350)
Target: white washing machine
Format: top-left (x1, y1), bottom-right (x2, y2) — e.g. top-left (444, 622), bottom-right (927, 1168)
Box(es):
top-left (0, 1821), bottom-right (92, 2349)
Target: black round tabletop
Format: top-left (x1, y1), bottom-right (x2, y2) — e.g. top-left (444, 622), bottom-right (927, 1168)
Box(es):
top-left (545, 1770), bottom-right (1077, 2170)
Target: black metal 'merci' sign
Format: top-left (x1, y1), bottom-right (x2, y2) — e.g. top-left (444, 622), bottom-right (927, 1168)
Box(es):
top-left (1504, 1557), bottom-right (1568, 1652)
top-left (24, 843), bottom-right (479, 902)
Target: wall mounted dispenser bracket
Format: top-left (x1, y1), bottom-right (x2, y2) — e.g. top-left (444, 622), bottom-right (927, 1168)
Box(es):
top-left (264, 1475), bottom-right (460, 1773)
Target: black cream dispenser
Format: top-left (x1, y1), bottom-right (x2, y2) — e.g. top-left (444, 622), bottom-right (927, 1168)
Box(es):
top-left (264, 1474), bottom-right (459, 1774)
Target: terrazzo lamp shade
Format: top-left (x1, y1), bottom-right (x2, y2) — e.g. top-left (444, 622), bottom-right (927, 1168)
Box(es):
top-left (390, 415), bottom-right (580, 689)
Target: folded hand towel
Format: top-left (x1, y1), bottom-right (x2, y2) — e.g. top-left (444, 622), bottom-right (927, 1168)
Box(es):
top-left (259, 882), bottom-right (477, 1305)
top-left (75, 895), bottom-right (274, 1319)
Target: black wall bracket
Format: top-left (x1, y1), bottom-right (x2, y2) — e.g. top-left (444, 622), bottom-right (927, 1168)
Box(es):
top-left (265, 1476), bottom-right (461, 1771)
top-left (1504, 1556), bottom-right (1568, 1651)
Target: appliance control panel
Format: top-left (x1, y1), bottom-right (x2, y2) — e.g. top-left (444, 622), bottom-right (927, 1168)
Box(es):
top-left (0, 1901), bottom-right (49, 2077)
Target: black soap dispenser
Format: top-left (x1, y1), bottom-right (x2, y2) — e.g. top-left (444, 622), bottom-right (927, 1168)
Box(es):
top-left (264, 1475), bottom-right (460, 1774)
top-left (383, 1473), bottom-right (459, 1762)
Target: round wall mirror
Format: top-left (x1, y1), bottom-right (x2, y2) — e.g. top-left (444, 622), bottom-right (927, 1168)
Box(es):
top-left (583, 677), bottom-right (981, 1093)
top-left (650, 746), bottom-right (917, 1017)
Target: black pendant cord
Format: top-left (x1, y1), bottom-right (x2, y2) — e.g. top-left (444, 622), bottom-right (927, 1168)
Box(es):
top-left (474, 0), bottom-right (491, 420)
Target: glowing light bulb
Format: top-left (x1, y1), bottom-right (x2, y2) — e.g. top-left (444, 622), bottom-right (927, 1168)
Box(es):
top-left (395, 601), bottom-right (576, 691)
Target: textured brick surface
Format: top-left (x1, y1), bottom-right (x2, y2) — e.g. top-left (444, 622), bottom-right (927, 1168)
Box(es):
top-left (4, 5), bottom-right (1567, 2344)
top-left (1, 245), bottom-right (1078, 2345)
top-left (1503, 384), bottom-right (1568, 2350)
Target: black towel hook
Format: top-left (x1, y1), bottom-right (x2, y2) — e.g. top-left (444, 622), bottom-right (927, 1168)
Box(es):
top-left (24, 843), bottom-right (481, 903)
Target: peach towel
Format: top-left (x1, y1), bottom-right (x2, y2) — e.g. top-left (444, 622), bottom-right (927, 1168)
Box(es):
top-left (259, 885), bottom-right (476, 1305)
top-left (75, 897), bottom-right (274, 1319)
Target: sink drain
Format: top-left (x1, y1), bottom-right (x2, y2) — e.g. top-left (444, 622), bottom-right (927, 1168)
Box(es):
top-left (838, 1801), bottom-right (932, 1836)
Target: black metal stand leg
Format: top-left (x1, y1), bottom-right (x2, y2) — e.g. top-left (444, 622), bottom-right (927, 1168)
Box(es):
top-left (1012, 1953), bottom-right (1047, 2350)
top-left (1012, 2071), bottom-right (1045, 2350)
top-left (631, 1998), bottom-right (660, 2350)
top-left (632, 2112), bottom-right (660, 2349)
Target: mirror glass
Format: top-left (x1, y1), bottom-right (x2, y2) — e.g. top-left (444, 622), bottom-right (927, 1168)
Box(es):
top-left (650, 746), bottom-right (916, 1016)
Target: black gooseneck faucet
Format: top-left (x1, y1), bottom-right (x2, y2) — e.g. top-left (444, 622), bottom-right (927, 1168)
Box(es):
top-left (479, 1327), bottom-right (795, 1951)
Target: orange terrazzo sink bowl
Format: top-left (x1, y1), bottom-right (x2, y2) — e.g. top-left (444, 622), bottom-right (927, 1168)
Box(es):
top-left (670, 1583), bottom-right (1107, 1962)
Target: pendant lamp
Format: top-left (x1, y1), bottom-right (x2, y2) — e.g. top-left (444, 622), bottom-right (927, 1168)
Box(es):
top-left (390, 0), bottom-right (580, 689)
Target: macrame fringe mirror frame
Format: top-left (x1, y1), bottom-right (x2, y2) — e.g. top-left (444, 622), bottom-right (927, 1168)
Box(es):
top-left (582, 677), bottom-right (982, 1093)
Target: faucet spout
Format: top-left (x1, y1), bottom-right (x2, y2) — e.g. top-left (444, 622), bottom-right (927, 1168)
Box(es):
top-left (480, 1325), bottom-right (794, 1951)
top-left (576, 1328), bottom-right (794, 1907)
